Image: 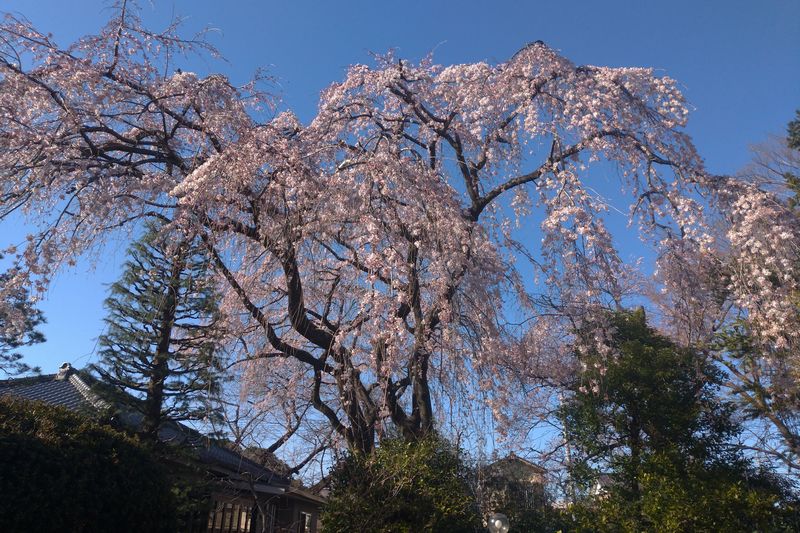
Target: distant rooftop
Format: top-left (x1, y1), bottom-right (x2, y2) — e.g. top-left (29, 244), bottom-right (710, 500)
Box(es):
top-left (489, 452), bottom-right (546, 473)
top-left (0, 362), bottom-right (107, 413)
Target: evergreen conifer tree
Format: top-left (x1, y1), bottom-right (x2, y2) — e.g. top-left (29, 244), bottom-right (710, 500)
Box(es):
top-left (93, 221), bottom-right (223, 440)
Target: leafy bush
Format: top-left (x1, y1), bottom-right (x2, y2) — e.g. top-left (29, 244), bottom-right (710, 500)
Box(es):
top-left (321, 435), bottom-right (481, 532)
top-left (0, 396), bottom-right (177, 532)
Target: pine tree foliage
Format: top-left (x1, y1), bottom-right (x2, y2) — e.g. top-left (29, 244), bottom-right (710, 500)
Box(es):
top-left (784, 109), bottom-right (800, 208)
top-left (0, 264), bottom-right (45, 376)
top-left (788, 110), bottom-right (800, 151)
top-left (92, 221), bottom-right (223, 439)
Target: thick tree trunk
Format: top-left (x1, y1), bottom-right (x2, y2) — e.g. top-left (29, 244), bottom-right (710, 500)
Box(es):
top-left (142, 350), bottom-right (169, 440)
top-left (141, 244), bottom-right (186, 441)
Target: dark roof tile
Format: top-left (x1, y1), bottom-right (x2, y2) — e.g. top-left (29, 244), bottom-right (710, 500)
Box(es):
top-left (0, 374), bottom-right (96, 412)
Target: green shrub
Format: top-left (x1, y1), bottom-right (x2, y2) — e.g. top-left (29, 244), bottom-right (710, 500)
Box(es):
top-left (0, 396), bottom-right (177, 532)
top-left (321, 435), bottom-right (481, 533)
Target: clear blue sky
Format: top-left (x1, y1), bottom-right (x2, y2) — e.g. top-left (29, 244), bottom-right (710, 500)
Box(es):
top-left (2, 0), bottom-right (799, 373)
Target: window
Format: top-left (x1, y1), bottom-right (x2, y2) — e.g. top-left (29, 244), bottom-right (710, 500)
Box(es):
top-left (299, 512), bottom-right (312, 533)
top-left (207, 498), bottom-right (254, 533)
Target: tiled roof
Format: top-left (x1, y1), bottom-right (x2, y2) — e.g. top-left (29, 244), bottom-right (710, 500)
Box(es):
top-left (487, 453), bottom-right (546, 474)
top-left (0, 372), bottom-right (101, 413)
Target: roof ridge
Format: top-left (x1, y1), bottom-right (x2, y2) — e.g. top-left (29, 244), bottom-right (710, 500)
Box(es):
top-left (491, 453), bottom-right (546, 472)
top-left (68, 373), bottom-right (111, 412)
top-left (0, 373), bottom-right (58, 387)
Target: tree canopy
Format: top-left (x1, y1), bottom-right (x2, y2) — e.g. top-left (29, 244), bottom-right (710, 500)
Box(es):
top-left (561, 309), bottom-right (797, 532)
top-left (0, 264), bottom-right (44, 376)
top-left (651, 110), bottom-right (800, 476)
top-left (0, 2), bottom-right (797, 461)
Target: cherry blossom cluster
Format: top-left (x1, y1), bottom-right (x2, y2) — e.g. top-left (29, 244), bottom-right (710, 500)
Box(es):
top-left (1, 4), bottom-right (793, 456)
